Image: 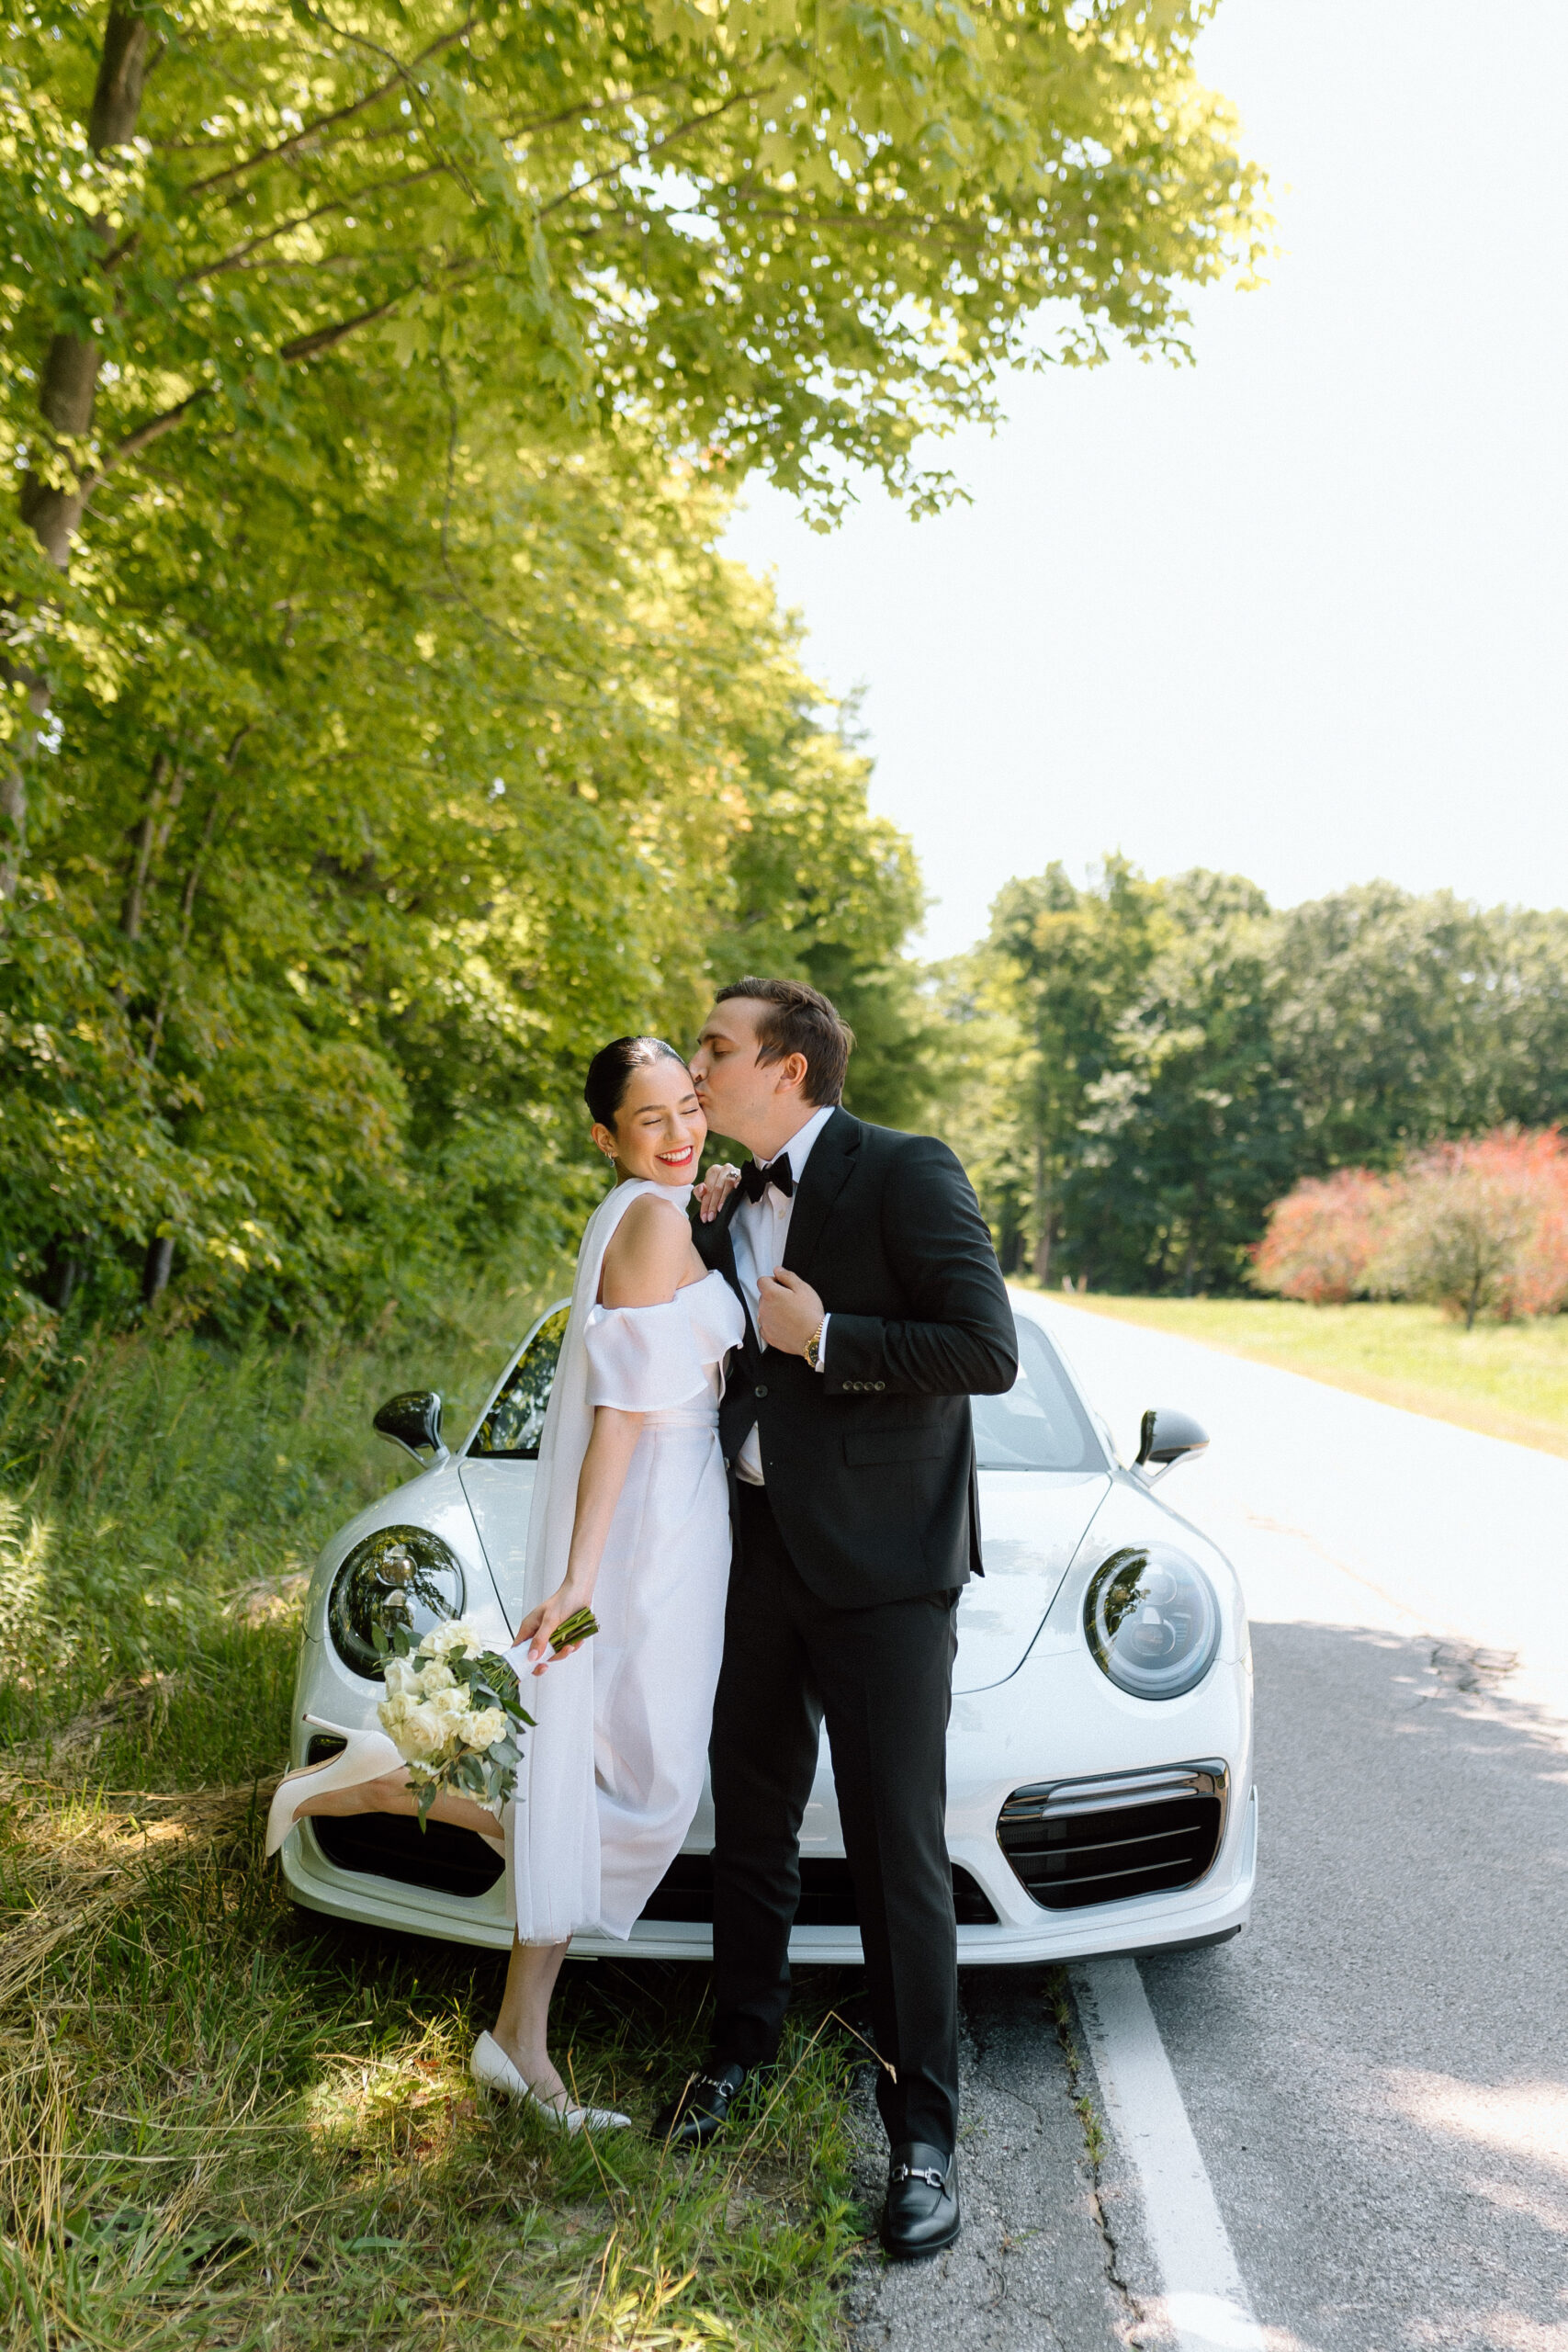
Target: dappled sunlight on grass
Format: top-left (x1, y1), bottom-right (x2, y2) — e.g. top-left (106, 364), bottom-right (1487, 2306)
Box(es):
top-left (0, 1313), bottom-right (863, 2348)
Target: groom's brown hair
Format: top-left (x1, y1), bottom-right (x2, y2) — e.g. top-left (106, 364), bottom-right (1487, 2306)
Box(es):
top-left (715, 977), bottom-right (854, 1106)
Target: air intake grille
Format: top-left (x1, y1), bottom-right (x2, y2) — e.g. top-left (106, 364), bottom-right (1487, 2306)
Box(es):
top-left (638, 1853), bottom-right (998, 1928)
top-left (310, 1812), bottom-right (505, 1899)
top-left (998, 1761), bottom-right (1228, 1912)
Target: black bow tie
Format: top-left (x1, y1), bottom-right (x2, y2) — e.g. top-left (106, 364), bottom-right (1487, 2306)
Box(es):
top-left (739, 1155), bottom-right (794, 1203)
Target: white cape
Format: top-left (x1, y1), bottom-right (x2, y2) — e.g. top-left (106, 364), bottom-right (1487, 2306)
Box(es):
top-left (504, 1177), bottom-right (692, 1944)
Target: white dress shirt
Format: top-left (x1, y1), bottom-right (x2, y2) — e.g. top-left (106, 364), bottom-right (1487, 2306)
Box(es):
top-left (730, 1101), bottom-right (834, 1485)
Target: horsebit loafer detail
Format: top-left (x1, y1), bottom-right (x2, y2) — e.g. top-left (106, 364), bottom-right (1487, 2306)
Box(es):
top-left (651, 2062), bottom-right (747, 2149)
top-left (881, 2141), bottom-right (960, 2260)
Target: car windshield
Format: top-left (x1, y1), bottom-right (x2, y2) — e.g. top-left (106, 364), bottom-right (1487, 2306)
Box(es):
top-left (469, 1301), bottom-right (1103, 1473)
top-left (468, 1306), bottom-right (569, 1458)
top-left (971, 1314), bottom-right (1104, 1472)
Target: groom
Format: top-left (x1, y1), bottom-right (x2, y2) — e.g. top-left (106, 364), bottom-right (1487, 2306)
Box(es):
top-left (657, 976), bottom-right (1017, 2260)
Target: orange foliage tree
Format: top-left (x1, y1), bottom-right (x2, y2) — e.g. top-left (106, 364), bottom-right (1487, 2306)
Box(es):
top-left (1249, 1169), bottom-right (1392, 1305)
top-left (1252, 1129), bottom-right (1568, 1325)
top-left (1374, 1130), bottom-right (1568, 1328)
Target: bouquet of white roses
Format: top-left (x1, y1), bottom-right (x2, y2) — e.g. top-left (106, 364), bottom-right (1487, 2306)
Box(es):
top-left (374, 1617), bottom-right (536, 1830)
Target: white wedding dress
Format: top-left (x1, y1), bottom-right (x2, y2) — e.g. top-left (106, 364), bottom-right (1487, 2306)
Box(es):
top-left (505, 1178), bottom-right (743, 1944)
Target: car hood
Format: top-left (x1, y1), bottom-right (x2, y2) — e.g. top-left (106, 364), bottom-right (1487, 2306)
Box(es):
top-left (954, 1470), bottom-right (1111, 1694)
top-left (459, 1459), bottom-right (539, 1626)
top-left (460, 1458), bottom-right (1111, 1696)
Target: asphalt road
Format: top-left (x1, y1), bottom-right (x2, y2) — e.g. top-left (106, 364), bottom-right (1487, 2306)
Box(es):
top-left (849, 1300), bottom-right (1568, 2352)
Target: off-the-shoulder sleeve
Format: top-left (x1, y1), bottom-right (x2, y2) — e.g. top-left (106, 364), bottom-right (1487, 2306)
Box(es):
top-left (583, 1297), bottom-right (708, 1412)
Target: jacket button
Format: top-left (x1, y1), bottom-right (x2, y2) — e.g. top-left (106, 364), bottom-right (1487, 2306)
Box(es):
top-left (755, 1383), bottom-right (768, 1397)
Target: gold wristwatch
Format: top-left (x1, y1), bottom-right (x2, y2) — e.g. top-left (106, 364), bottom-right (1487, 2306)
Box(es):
top-left (804, 1318), bottom-right (826, 1373)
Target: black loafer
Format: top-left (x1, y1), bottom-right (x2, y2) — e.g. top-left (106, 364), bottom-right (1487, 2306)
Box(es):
top-left (651, 2062), bottom-right (747, 2150)
top-left (881, 2142), bottom-right (960, 2260)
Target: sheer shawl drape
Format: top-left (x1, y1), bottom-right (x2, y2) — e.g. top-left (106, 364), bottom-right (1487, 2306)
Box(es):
top-left (503, 1178), bottom-right (692, 1945)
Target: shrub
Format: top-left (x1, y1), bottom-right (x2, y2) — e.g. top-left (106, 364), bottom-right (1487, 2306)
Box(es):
top-left (1254, 1128), bottom-right (1568, 1326)
top-left (1373, 1129), bottom-right (1568, 1328)
top-left (1250, 1168), bottom-right (1392, 1304)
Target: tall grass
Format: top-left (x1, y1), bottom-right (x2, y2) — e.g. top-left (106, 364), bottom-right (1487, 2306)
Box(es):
top-left (0, 1293), bottom-right (863, 2349)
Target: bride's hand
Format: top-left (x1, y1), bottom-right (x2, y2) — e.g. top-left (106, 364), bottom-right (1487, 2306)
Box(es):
top-left (696, 1162), bottom-right (741, 1224)
top-left (514, 1589), bottom-right (590, 1675)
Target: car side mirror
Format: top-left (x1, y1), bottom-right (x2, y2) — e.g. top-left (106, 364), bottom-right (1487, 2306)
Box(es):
top-left (1135, 1406), bottom-right (1209, 1484)
top-left (374, 1389), bottom-right (447, 1467)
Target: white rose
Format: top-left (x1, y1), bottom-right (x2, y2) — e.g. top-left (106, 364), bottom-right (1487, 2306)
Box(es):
top-left (423, 1690), bottom-right (471, 1747)
top-left (466, 1707), bottom-right (506, 1749)
top-left (413, 1657), bottom-right (457, 1696)
top-left (383, 1656), bottom-right (419, 1702)
top-left (422, 1619), bottom-right (482, 1661)
top-left (400, 1705), bottom-right (447, 1763)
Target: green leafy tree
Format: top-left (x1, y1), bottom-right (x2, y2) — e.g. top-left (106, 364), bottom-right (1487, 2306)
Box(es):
top-left (0, 1), bottom-right (1272, 1335)
top-left (1070, 870), bottom-right (1301, 1292)
top-left (964, 856), bottom-right (1166, 1276)
top-left (0, 372), bottom-right (922, 1328)
top-left (1, 0), bottom-right (1268, 890)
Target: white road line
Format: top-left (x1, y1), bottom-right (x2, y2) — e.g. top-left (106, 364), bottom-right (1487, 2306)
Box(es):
top-left (1072, 1957), bottom-right (1265, 2352)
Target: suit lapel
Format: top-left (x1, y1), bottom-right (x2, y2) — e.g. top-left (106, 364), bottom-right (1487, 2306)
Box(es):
top-left (697, 1184), bottom-right (761, 1355)
top-left (783, 1106), bottom-right (861, 1281)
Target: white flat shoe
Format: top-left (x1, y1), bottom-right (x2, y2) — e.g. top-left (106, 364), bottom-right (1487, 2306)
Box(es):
top-left (265, 1715), bottom-right (406, 1859)
top-left (470, 2031), bottom-right (630, 2131)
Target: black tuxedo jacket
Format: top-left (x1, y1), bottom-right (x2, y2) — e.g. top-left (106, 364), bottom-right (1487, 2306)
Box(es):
top-left (693, 1107), bottom-right (1018, 1609)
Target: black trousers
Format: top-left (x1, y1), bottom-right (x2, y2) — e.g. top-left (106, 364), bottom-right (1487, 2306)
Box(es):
top-left (709, 1481), bottom-right (961, 2151)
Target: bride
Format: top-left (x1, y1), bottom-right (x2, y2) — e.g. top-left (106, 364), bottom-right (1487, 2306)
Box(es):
top-left (267, 1036), bottom-right (742, 2127)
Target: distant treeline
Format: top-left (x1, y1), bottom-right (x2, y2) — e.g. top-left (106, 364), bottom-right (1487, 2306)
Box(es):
top-left (939, 860), bottom-right (1568, 1296)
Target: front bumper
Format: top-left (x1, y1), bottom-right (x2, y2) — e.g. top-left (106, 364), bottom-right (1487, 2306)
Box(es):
top-left (282, 1782), bottom-right (1256, 1963)
top-left (282, 1585), bottom-right (1258, 1966)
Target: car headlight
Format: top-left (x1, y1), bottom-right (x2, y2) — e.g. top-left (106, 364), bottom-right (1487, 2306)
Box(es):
top-left (327, 1524), bottom-right (466, 1680)
top-left (1082, 1544), bottom-right (1221, 1700)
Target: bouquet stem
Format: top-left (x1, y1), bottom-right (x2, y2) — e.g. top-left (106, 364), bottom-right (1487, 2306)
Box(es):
top-left (550, 1605), bottom-right (600, 1652)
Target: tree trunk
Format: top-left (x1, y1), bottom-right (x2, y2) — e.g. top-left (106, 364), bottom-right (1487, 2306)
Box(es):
top-left (142, 1234), bottom-right (174, 1306)
top-left (1031, 1136), bottom-right (1054, 1283)
top-left (0, 665), bottom-right (48, 899)
top-left (145, 782), bottom-right (226, 1069)
top-left (122, 748), bottom-right (180, 940)
top-left (1033, 1207), bottom-right (1057, 1285)
top-left (2, 6), bottom-right (158, 899)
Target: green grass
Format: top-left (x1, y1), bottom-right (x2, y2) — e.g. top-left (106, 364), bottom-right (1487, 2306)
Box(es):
top-left (0, 1292), bottom-right (864, 2350)
top-left (1051, 1292), bottom-right (1568, 1457)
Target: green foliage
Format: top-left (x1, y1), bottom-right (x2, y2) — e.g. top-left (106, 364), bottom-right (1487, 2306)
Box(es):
top-left (952, 865), bottom-right (1568, 1296)
top-left (0, 2), bottom-right (1269, 1340)
top-left (0, 395), bottom-right (924, 1329)
top-left (1, 0), bottom-right (1268, 549)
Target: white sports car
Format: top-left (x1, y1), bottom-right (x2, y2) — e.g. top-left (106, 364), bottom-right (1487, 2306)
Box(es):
top-left (280, 1291), bottom-right (1257, 1965)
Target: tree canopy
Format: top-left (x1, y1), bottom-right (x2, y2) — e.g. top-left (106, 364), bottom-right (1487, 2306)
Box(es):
top-left (0, 3), bottom-right (1269, 1342)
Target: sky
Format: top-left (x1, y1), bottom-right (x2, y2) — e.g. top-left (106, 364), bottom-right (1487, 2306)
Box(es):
top-left (720, 0), bottom-right (1568, 960)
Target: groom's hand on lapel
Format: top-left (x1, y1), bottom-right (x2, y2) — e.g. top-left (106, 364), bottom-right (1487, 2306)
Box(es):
top-left (758, 1267), bottom-right (824, 1355)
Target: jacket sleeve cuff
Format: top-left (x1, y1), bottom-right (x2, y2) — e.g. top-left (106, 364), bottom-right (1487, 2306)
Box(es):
top-left (819, 1312), bottom-right (884, 1392)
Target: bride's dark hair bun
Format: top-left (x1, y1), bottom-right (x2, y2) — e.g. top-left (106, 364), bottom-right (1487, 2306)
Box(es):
top-left (584, 1035), bottom-right (690, 1129)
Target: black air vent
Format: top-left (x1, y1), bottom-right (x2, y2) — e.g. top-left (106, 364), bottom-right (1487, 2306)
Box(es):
top-left (309, 1813), bottom-right (505, 1899)
top-left (998, 1761), bottom-right (1228, 1912)
top-left (638, 1853), bottom-right (998, 1928)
